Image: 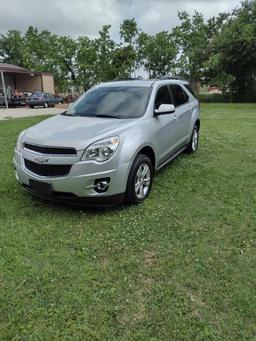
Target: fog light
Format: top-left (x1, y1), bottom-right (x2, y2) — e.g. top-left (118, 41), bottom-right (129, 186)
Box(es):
top-left (94, 178), bottom-right (110, 193)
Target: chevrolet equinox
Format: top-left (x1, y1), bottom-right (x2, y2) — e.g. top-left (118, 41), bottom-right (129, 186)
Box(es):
top-left (14, 77), bottom-right (200, 206)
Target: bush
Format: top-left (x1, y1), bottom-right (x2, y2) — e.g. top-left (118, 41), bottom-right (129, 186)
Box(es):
top-left (199, 93), bottom-right (232, 103)
top-left (199, 92), bottom-right (256, 103)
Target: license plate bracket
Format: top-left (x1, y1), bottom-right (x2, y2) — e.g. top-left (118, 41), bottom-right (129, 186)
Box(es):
top-left (29, 179), bottom-right (53, 196)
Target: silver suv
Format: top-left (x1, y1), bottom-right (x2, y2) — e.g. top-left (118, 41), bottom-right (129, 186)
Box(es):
top-left (14, 78), bottom-right (200, 206)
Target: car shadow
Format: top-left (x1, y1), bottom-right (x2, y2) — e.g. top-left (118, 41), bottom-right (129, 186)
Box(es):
top-left (21, 190), bottom-right (128, 214)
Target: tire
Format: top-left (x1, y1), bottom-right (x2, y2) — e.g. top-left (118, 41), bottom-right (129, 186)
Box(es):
top-left (30, 105), bottom-right (34, 109)
top-left (124, 154), bottom-right (153, 205)
top-left (44, 102), bottom-right (49, 108)
top-left (186, 124), bottom-right (199, 153)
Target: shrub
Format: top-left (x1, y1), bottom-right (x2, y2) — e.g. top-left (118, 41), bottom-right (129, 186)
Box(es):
top-left (199, 93), bottom-right (232, 103)
top-left (198, 93), bottom-right (256, 103)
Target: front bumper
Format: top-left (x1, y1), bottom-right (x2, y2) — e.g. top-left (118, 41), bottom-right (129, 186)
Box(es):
top-left (14, 147), bottom-right (128, 206)
top-left (22, 184), bottom-right (124, 207)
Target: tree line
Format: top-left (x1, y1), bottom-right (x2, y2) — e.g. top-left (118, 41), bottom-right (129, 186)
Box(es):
top-left (0, 0), bottom-right (255, 101)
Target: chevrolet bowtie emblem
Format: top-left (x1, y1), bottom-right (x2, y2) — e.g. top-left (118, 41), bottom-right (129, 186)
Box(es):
top-left (35, 156), bottom-right (49, 164)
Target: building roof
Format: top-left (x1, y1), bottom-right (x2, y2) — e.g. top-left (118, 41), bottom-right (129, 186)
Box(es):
top-left (0, 63), bottom-right (32, 74)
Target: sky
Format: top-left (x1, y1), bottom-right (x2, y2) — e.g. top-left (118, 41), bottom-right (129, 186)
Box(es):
top-left (0, 0), bottom-right (242, 39)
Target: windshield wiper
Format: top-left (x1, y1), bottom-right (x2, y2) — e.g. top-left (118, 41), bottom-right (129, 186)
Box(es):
top-left (62, 111), bottom-right (121, 118)
top-left (61, 111), bottom-right (74, 116)
top-left (96, 114), bottom-right (121, 119)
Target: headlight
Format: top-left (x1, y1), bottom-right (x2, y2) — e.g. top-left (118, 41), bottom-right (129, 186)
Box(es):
top-left (81, 136), bottom-right (120, 162)
top-left (16, 130), bottom-right (26, 151)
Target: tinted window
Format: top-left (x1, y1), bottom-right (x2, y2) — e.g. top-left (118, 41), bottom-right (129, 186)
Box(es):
top-left (154, 85), bottom-right (173, 109)
top-left (184, 84), bottom-right (197, 98)
top-left (170, 85), bottom-right (189, 107)
top-left (67, 86), bottom-right (151, 119)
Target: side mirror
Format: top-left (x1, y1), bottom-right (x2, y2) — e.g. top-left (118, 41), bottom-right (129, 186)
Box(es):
top-left (154, 104), bottom-right (175, 116)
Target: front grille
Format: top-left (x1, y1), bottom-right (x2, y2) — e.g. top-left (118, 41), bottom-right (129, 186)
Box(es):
top-left (24, 159), bottom-right (72, 177)
top-left (24, 143), bottom-right (76, 155)
top-left (23, 184), bottom-right (77, 198)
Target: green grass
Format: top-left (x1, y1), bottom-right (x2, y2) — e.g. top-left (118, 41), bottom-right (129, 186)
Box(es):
top-left (0, 103), bottom-right (256, 340)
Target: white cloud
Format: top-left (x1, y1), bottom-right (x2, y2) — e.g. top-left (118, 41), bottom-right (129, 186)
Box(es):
top-left (0, 0), bottom-right (242, 39)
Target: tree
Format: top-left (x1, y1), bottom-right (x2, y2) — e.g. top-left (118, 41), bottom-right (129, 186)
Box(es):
top-left (54, 36), bottom-right (80, 92)
top-left (93, 25), bottom-right (117, 82)
top-left (172, 11), bottom-right (209, 92)
top-left (0, 30), bottom-right (25, 65)
top-left (118, 18), bottom-right (139, 77)
top-left (76, 36), bottom-right (98, 91)
top-left (207, 0), bottom-right (256, 101)
top-left (138, 31), bottom-right (177, 78)
top-left (0, 27), bottom-right (71, 92)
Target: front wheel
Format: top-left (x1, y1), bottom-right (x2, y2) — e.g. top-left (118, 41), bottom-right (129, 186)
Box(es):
top-left (44, 102), bottom-right (49, 108)
top-left (186, 125), bottom-right (199, 153)
top-left (124, 154), bottom-right (153, 205)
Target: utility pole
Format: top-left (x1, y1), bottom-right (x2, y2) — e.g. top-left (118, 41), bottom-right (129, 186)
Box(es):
top-left (0, 70), bottom-right (8, 109)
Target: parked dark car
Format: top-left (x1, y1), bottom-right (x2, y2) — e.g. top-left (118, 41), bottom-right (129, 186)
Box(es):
top-left (0, 89), bottom-right (34, 107)
top-left (27, 92), bottom-right (62, 108)
top-left (9, 97), bottom-right (27, 107)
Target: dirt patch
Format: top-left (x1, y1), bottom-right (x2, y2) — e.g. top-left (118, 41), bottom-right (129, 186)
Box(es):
top-left (143, 250), bottom-right (156, 267)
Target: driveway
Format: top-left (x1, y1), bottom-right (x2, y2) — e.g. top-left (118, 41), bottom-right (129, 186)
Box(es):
top-left (0, 107), bottom-right (65, 120)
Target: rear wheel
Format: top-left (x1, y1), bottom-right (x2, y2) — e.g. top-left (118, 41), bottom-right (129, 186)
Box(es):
top-left (124, 154), bottom-right (153, 205)
top-left (186, 125), bottom-right (199, 153)
top-left (30, 105), bottom-right (34, 109)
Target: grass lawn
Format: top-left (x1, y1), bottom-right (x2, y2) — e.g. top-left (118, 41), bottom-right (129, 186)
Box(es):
top-left (0, 103), bottom-right (256, 340)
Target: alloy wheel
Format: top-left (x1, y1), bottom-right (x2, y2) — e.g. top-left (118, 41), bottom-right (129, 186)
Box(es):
top-left (134, 163), bottom-right (151, 200)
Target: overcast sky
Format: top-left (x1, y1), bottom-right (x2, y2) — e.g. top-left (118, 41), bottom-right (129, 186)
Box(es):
top-left (1, 0), bottom-right (242, 39)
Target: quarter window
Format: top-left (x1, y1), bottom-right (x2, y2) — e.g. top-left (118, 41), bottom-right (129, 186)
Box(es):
top-left (170, 84), bottom-right (189, 107)
top-left (154, 85), bottom-right (173, 109)
top-left (184, 84), bottom-right (197, 98)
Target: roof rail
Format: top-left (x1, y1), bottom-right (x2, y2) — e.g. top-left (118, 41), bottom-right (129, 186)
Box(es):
top-left (114, 76), bottom-right (143, 81)
top-left (159, 75), bottom-right (185, 81)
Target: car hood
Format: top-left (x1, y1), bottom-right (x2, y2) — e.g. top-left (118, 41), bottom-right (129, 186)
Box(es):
top-left (24, 114), bottom-right (138, 150)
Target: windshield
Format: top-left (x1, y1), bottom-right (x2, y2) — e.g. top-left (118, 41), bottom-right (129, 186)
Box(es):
top-left (31, 92), bottom-right (44, 98)
top-left (67, 86), bottom-right (151, 118)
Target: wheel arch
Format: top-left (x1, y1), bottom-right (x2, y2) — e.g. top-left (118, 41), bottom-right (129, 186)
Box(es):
top-left (122, 143), bottom-right (157, 190)
top-left (138, 146), bottom-right (156, 171)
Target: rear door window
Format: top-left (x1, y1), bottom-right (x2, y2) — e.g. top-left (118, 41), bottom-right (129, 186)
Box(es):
top-left (184, 84), bottom-right (197, 98)
top-left (170, 85), bottom-right (189, 107)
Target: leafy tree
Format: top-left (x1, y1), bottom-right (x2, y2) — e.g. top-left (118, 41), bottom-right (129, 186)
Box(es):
top-left (94, 25), bottom-right (117, 82)
top-left (76, 36), bottom-right (98, 91)
top-left (172, 11), bottom-right (209, 92)
top-left (120, 18), bottom-right (138, 45)
top-left (0, 27), bottom-right (71, 91)
top-left (54, 36), bottom-right (80, 92)
top-left (0, 2), bottom-right (255, 101)
top-left (118, 18), bottom-right (139, 77)
top-left (138, 31), bottom-right (177, 78)
top-left (0, 30), bottom-right (25, 65)
top-left (207, 0), bottom-right (256, 101)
